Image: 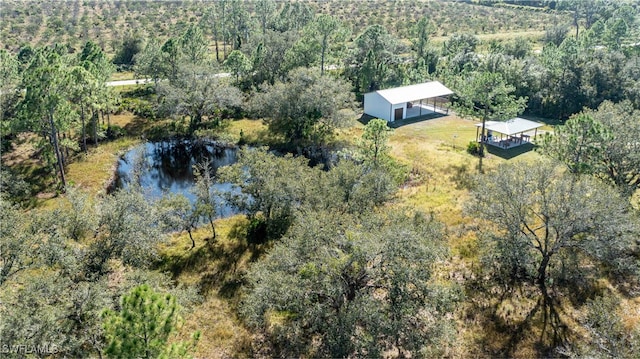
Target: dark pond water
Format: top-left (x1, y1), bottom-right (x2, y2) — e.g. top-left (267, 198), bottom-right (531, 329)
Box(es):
top-left (115, 140), bottom-right (240, 217)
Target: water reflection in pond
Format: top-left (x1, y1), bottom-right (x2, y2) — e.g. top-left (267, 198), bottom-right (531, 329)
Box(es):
top-left (115, 140), bottom-right (239, 217)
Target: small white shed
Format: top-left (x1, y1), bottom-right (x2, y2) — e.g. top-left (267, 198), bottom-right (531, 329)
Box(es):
top-left (363, 81), bottom-right (454, 122)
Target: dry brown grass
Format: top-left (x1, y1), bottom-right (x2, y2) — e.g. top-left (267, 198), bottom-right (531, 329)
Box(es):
top-left (65, 113), bottom-right (141, 195)
top-left (66, 137), bottom-right (140, 195)
top-left (158, 216), bottom-right (256, 358)
top-left (225, 118), bottom-right (270, 144)
top-left (385, 114), bottom-right (553, 357)
top-left (389, 114), bottom-right (541, 220)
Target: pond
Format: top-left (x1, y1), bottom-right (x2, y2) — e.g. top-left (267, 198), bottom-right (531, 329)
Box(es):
top-left (115, 140), bottom-right (240, 217)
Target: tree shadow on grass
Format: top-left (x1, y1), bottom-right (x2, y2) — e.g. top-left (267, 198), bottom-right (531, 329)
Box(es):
top-left (122, 116), bottom-right (151, 137)
top-left (158, 217), bottom-right (273, 303)
top-left (356, 112), bottom-right (448, 128)
top-left (157, 236), bottom-right (251, 301)
top-left (447, 163), bottom-right (474, 190)
top-left (203, 220), bottom-right (271, 300)
top-left (2, 136), bottom-right (59, 204)
top-left (464, 276), bottom-right (570, 357)
top-left (158, 241), bottom-right (215, 279)
top-left (388, 112), bottom-right (448, 128)
top-left (198, 238), bottom-right (250, 298)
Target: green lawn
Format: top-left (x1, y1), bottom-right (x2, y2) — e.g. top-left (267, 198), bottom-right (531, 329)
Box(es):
top-left (108, 71), bottom-right (136, 81)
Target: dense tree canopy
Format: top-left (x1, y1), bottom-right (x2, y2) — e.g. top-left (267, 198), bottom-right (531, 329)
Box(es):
top-left (250, 67), bottom-right (353, 147)
top-left (0, 49), bottom-right (21, 137)
top-left (242, 210), bottom-right (458, 357)
top-left (133, 39), bottom-right (168, 87)
top-left (543, 101), bottom-right (640, 195)
top-left (158, 64), bottom-right (243, 132)
top-left (102, 284), bottom-right (198, 359)
top-left (219, 147), bottom-right (315, 241)
top-left (295, 14), bottom-right (348, 76)
top-left (0, 197), bottom-right (34, 285)
top-left (452, 69), bottom-right (527, 167)
top-left (245, 29), bottom-right (297, 86)
top-left (19, 46), bottom-right (74, 187)
top-left (224, 49), bottom-right (252, 86)
top-left (358, 118), bottom-right (392, 168)
top-left (346, 24), bottom-right (402, 93)
top-left (0, 187), bottom-right (195, 358)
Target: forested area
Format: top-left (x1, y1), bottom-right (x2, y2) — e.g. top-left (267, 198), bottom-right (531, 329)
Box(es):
top-left (1, 0), bottom-right (640, 358)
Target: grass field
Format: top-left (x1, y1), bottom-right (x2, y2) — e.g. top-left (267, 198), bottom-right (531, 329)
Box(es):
top-left (108, 71), bottom-right (136, 82)
top-left (389, 114), bottom-right (541, 211)
top-left (158, 217), bottom-right (255, 358)
top-left (65, 137), bottom-right (139, 195)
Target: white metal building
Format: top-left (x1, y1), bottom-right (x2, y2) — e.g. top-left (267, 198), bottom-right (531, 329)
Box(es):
top-left (363, 81), bottom-right (454, 122)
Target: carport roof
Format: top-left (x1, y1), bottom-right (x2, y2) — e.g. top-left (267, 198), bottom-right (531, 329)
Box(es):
top-left (475, 118), bottom-right (545, 136)
top-left (373, 81), bottom-right (454, 105)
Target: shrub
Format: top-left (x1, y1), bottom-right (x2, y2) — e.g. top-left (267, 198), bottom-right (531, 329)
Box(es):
top-left (467, 140), bottom-right (482, 156)
top-left (118, 97), bottom-right (157, 119)
top-left (106, 125), bottom-right (125, 139)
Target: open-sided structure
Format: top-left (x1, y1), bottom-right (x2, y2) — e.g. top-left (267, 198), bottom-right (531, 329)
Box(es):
top-left (363, 81), bottom-right (454, 122)
top-left (475, 118), bottom-right (544, 149)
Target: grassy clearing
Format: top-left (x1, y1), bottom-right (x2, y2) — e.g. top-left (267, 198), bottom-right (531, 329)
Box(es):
top-left (431, 30), bottom-right (546, 48)
top-left (475, 30), bottom-right (546, 42)
top-left (66, 137), bottom-right (140, 195)
top-left (158, 216), bottom-right (257, 358)
top-left (389, 114), bottom-right (542, 219)
top-left (386, 114), bottom-right (549, 355)
top-left (388, 115), bottom-right (509, 263)
top-left (225, 118), bottom-right (270, 145)
top-left (65, 113), bottom-right (142, 195)
top-left (108, 71), bottom-right (135, 82)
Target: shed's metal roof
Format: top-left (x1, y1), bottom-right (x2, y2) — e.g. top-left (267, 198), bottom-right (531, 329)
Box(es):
top-left (372, 81), bottom-right (454, 104)
top-left (475, 118), bottom-right (545, 136)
